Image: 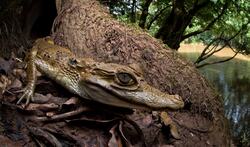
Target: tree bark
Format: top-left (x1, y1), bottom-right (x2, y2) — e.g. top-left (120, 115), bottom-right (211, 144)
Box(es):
top-left (50, 0), bottom-right (231, 146)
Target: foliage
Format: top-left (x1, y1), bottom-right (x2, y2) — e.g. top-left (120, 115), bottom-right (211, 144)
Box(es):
top-left (100, 0), bottom-right (250, 58)
top-left (191, 0), bottom-right (250, 54)
top-left (0, 0), bottom-right (29, 58)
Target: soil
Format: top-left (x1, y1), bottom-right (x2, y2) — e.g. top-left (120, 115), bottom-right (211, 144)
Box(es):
top-left (0, 67), bottom-right (233, 146)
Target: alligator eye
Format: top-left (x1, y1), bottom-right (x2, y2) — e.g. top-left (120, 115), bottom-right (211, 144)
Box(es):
top-left (116, 72), bottom-right (136, 85)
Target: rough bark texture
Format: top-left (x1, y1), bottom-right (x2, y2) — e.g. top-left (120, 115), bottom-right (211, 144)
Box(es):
top-left (49, 0), bottom-right (231, 146)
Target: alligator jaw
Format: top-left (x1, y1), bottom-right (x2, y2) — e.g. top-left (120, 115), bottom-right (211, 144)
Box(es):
top-left (82, 77), bottom-right (184, 110)
top-left (126, 82), bottom-right (185, 110)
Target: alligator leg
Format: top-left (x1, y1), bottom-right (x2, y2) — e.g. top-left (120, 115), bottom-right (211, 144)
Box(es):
top-left (17, 48), bottom-right (38, 106)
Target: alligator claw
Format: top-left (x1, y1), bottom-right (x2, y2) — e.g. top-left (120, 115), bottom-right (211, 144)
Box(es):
top-left (17, 86), bottom-right (34, 106)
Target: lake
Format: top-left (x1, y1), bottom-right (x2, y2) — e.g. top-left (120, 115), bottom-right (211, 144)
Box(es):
top-left (180, 45), bottom-right (250, 146)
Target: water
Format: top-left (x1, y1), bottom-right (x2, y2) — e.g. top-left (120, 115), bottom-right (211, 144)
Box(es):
top-left (181, 53), bottom-right (250, 146)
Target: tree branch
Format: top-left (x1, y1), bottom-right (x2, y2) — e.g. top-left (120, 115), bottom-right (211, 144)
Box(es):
top-left (195, 25), bottom-right (243, 66)
top-left (138, 0), bottom-right (153, 28)
top-left (196, 50), bottom-right (239, 68)
top-left (189, 0), bottom-right (211, 15)
top-left (181, 1), bottom-right (229, 41)
top-left (146, 5), bottom-right (170, 30)
top-left (195, 34), bottom-right (222, 64)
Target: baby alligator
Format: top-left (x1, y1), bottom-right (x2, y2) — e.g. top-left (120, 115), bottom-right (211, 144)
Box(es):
top-left (18, 37), bottom-right (184, 110)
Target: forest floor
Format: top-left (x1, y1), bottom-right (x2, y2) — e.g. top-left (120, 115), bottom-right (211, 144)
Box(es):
top-left (0, 41), bottom-right (234, 146)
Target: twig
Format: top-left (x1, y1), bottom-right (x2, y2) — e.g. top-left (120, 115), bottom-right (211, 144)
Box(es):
top-left (31, 106), bottom-right (89, 122)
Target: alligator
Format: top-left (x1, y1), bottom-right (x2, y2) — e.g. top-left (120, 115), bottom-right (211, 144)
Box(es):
top-left (18, 37), bottom-right (184, 110)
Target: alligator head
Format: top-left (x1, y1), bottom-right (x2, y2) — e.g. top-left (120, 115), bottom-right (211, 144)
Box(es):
top-left (71, 59), bottom-right (185, 110)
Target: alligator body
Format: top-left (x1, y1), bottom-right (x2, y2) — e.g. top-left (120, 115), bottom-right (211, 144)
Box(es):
top-left (18, 37), bottom-right (184, 110)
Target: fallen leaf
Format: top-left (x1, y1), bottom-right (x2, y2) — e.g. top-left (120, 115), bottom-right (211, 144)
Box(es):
top-left (63, 97), bottom-right (79, 105)
top-left (142, 115), bottom-right (153, 127)
top-left (160, 112), bottom-right (172, 126)
top-left (9, 78), bottom-right (22, 89)
top-left (61, 97), bottom-right (80, 110)
top-left (118, 121), bottom-right (133, 146)
top-left (32, 93), bottom-right (51, 103)
top-left (0, 75), bottom-right (10, 94)
top-left (12, 68), bottom-right (26, 80)
top-left (0, 57), bottom-right (15, 75)
top-left (169, 124), bottom-right (181, 140)
top-left (0, 135), bottom-right (23, 147)
top-left (27, 126), bottom-right (62, 147)
top-left (160, 112), bottom-right (181, 139)
top-left (108, 125), bottom-right (123, 147)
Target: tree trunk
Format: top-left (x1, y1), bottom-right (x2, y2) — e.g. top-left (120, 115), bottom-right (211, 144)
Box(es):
top-left (139, 0), bottom-right (153, 29)
top-left (155, 0), bottom-right (191, 50)
top-left (51, 0), bottom-right (231, 146)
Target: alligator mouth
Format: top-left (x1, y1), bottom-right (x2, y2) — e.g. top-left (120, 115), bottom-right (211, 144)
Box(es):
top-left (83, 81), bottom-right (149, 109)
top-left (83, 79), bottom-right (184, 110)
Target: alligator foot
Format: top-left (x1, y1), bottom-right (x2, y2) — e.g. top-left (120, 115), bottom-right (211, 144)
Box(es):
top-left (17, 86), bottom-right (34, 106)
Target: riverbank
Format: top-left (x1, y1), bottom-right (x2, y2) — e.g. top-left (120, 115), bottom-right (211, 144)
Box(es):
top-left (179, 43), bottom-right (250, 61)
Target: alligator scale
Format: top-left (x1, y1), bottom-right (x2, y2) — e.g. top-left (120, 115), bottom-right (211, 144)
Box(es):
top-left (18, 37), bottom-right (184, 110)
